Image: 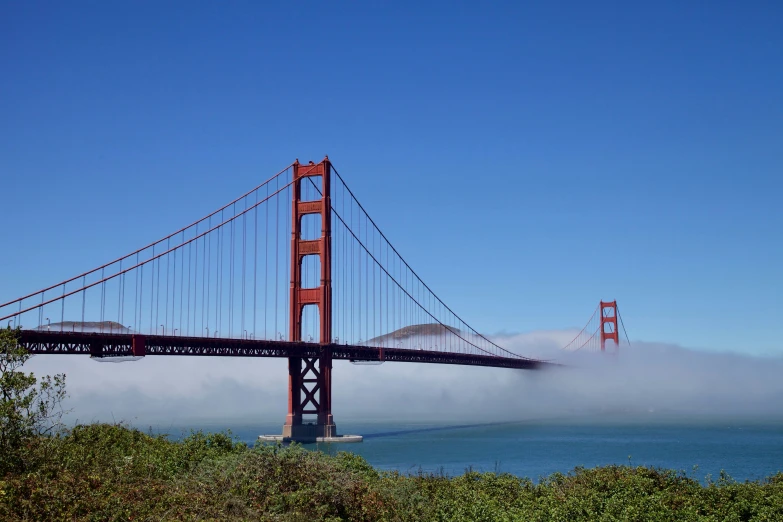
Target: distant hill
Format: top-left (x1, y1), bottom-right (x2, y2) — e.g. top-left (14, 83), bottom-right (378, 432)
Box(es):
top-left (33, 321), bottom-right (133, 334)
top-left (367, 323), bottom-right (462, 345)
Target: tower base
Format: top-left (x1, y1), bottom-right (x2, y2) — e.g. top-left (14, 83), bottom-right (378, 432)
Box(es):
top-left (258, 433), bottom-right (363, 444)
top-left (259, 422), bottom-right (362, 443)
top-left (282, 421), bottom-right (337, 440)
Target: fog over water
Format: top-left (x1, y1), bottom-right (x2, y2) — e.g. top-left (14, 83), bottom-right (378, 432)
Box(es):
top-left (21, 329), bottom-right (783, 427)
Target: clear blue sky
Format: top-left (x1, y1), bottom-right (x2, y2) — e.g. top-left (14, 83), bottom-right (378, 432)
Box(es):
top-left (1, 2), bottom-right (781, 355)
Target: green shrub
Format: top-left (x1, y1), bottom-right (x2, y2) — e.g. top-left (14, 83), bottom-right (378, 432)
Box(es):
top-left (0, 327), bottom-right (66, 475)
top-left (1, 424), bottom-right (782, 521)
top-left (3, 333), bottom-right (783, 520)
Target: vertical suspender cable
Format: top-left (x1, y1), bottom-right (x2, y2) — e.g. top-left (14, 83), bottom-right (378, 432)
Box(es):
top-left (188, 237), bottom-right (193, 336)
top-left (274, 175), bottom-right (279, 339)
top-left (205, 223), bottom-right (210, 335)
top-left (264, 183), bottom-right (269, 339)
top-left (117, 260), bottom-right (123, 327)
top-left (253, 189), bottom-right (258, 339)
top-left (179, 231), bottom-right (184, 335)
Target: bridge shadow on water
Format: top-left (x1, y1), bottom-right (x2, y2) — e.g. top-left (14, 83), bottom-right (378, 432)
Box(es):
top-left (362, 422), bottom-right (512, 439)
top-left (360, 418), bottom-right (569, 440)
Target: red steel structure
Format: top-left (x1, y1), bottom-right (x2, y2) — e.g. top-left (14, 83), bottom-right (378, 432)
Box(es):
top-left (285, 158), bottom-right (335, 439)
top-left (600, 300), bottom-right (619, 351)
top-left (0, 156), bottom-right (628, 441)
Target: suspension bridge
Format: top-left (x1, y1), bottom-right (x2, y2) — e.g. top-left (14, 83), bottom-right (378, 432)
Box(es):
top-left (1, 157), bottom-right (629, 442)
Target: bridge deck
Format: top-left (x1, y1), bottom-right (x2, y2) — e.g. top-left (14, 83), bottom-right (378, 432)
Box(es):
top-left (17, 330), bottom-right (552, 370)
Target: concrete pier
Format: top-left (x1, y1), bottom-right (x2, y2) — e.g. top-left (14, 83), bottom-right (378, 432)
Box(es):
top-left (258, 433), bottom-right (363, 443)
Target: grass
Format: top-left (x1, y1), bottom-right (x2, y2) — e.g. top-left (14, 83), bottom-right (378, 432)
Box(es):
top-left (1, 423), bottom-right (782, 521)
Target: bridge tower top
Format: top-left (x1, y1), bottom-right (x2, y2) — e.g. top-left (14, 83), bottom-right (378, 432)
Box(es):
top-left (289, 157), bottom-right (332, 344)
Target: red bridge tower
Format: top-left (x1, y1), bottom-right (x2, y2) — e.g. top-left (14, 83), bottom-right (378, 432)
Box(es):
top-left (600, 300), bottom-right (619, 352)
top-left (283, 158), bottom-right (336, 441)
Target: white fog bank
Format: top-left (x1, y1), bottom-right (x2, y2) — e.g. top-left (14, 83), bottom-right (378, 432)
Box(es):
top-left (21, 330), bottom-right (783, 427)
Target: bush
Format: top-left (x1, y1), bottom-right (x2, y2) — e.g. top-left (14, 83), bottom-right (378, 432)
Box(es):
top-left (0, 327), bottom-right (66, 474)
top-left (0, 424), bottom-right (782, 521)
top-left (3, 331), bottom-right (782, 520)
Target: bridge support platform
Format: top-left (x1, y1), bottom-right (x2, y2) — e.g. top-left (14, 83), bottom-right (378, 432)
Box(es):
top-left (258, 434), bottom-right (363, 444)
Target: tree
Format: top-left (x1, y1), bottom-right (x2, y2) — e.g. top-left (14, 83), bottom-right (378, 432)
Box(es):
top-left (0, 326), bottom-right (66, 473)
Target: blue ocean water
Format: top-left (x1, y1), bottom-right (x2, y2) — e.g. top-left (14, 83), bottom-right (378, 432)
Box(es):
top-left (168, 419), bottom-right (783, 483)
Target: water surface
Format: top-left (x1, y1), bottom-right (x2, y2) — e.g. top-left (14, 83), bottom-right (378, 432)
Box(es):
top-left (164, 418), bottom-right (783, 482)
